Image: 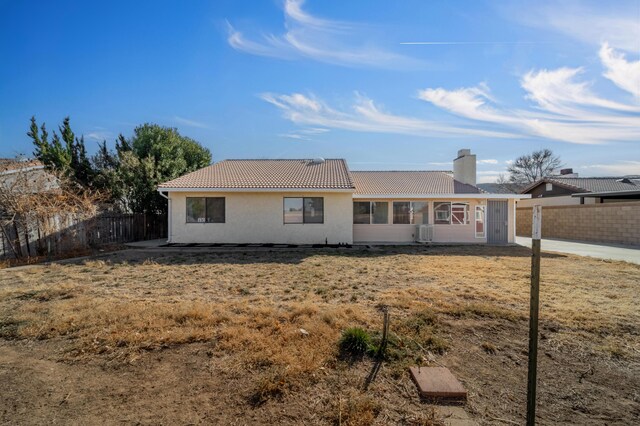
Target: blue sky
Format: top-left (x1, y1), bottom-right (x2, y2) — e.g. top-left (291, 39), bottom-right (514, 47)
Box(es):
top-left (1, 0), bottom-right (639, 182)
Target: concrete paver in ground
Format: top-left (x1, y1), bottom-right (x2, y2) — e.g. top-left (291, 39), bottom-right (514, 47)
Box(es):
top-left (437, 406), bottom-right (478, 426)
top-left (516, 237), bottom-right (640, 265)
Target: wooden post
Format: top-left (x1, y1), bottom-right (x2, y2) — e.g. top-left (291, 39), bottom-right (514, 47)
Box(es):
top-left (527, 205), bottom-right (542, 426)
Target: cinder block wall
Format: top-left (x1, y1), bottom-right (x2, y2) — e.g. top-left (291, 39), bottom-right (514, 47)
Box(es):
top-left (516, 202), bottom-right (640, 246)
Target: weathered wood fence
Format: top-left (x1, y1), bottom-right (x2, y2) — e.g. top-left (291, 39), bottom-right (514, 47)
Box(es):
top-left (0, 213), bottom-right (167, 259)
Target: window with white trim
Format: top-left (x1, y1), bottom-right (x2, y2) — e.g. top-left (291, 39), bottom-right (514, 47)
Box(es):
top-left (475, 205), bottom-right (486, 238)
top-left (283, 197), bottom-right (324, 224)
top-left (186, 197), bottom-right (225, 223)
top-left (352, 201), bottom-right (389, 224)
top-left (393, 201), bottom-right (429, 224)
top-left (434, 202), bottom-right (470, 225)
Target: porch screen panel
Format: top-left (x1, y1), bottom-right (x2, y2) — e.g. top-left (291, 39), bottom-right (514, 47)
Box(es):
top-left (412, 202), bottom-right (429, 225)
top-left (434, 202), bottom-right (451, 224)
top-left (353, 202), bottom-right (371, 224)
top-left (393, 202), bottom-right (411, 224)
top-left (372, 202), bottom-right (389, 224)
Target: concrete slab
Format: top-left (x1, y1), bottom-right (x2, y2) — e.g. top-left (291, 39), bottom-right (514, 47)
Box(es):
top-left (409, 367), bottom-right (467, 400)
top-left (516, 237), bottom-right (640, 265)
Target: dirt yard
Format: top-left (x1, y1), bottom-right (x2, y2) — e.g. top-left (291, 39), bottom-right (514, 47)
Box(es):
top-left (0, 245), bottom-right (638, 425)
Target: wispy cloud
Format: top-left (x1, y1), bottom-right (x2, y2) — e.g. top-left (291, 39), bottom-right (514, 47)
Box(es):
top-left (226, 0), bottom-right (423, 69)
top-left (279, 127), bottom-right (331, 141)
top-left (261, 91), bottom-right (518, 139)
top-left (579, 161), bottom-right (640, 176)
top-left (417, 44), bottom-right (640, 145)
top-left (173, 116), bottom-right (209, 129)
top-left (85, 130), bottom-right (112, 141)
top-left (515, 2), bottom-right (640, 52)
top-left (599, 43), bottom-right (640, 99)
top-left (478, 159), bottom-right (499, 164)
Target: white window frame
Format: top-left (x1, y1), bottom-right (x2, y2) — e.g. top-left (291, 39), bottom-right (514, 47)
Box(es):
top-left (434, 202), bottom-right (469, 225)
top-left (353, 201), bottom-right (389, 225)
top-left (475, 205), bottom-right (486, 238)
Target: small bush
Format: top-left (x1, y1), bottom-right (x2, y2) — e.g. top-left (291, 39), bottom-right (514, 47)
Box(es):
top-left (339, 327), bottom-right (372, 358)
top-left (481, 342), bottom-right (497, 354)
top-left (425, 335), bottom-right (449, 354)
top-left (250, 370), bottom-right (289, 406)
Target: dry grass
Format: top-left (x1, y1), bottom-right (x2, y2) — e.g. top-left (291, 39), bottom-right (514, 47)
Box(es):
top-left (0, 245), bottom-right (639, 424)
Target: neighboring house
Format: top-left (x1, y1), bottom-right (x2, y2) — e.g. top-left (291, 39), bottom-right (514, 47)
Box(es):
top-left (518, 169), bottom-right (640, 207)
top-left (0, 158), bottom-right (59, 193)
top-left (158, 149), bottom-right (528, 245)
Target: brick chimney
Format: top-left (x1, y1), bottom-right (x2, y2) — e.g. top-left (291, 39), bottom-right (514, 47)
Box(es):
top-left (453, 149), bottom-right (476, 186)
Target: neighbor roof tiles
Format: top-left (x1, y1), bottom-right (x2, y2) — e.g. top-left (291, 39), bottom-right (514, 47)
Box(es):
top-left (522, 176), bottom-right (640, 194)
top-left (158, 159), bottom-right (355, 190)
top-left (351, 171), bottom-right (482, 195)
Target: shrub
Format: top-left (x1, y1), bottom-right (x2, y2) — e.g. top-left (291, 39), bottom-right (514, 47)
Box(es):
top-left (339, 327), bottom-right (372, 358)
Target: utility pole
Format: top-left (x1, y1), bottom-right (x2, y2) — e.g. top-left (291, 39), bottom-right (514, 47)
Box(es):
top-left (527, 205), bottom-right (542, 426)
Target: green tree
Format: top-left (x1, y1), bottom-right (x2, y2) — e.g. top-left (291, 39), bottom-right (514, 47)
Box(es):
top-left (112, 124), bottom-right (211, 213)
top-left (28, 116), bottom-right (93, 186)
top-left (29, 118), bottom-right (211, 213)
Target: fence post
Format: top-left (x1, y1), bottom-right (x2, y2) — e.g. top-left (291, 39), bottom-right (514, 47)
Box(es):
top-left (527, 205), bottom-right (542, 426)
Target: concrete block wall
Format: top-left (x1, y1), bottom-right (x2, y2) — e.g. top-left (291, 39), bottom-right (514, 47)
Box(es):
top-left (516, 202), bottom-right (640, 246)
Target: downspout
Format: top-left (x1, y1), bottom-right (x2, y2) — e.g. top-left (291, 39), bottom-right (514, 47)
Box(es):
top-left (512, 198), bottom-right (517, 244)
top-left (158, 190), bottom-right (171, 243)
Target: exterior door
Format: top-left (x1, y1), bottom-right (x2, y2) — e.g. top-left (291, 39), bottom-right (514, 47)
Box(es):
top-left (487, 200), bottom-right (508, 244)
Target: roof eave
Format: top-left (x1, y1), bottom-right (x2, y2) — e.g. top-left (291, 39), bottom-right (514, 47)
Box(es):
top-left (157, 187), bottom-right (355, 193)
top-left (571, 190), bottom-right (640, 198)
top-left (353, 193), bottom-right (531, 199)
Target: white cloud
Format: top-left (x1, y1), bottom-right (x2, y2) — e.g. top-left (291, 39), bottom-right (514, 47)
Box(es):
top-left (173, 116), bottom-right (209, 129)
top-left (579, 161), bottom-right (640, 176)
top-left (261, 92), bottom-right (517, 139)
top-left (478, 159), bottom-right (499, 164)
top-left (517, 2), bottom-right (640, 52)
top-left (417, 44), bottom-right (640, 145)
top-left (599, 43), bottom-right (640, 99)
top-left (477, 174), bottom-right (504, 184)
top-left (85, 131), bottom-right (112, 141)
top-left (226, 0), bottom-right (423, 69)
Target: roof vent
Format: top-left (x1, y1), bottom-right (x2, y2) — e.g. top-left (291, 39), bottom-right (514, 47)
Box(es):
top-left (616, 178), bottom-right (632, 184)
top-left (311, 157), bottom-right (325, 165)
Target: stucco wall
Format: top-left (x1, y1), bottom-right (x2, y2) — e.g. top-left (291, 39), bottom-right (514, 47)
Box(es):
top-left (516, 202), bottom-right (640, 246)
top-left (352, 199), bottom-right (490, 243)
top-left (169, 191), bottom-right (353, 244)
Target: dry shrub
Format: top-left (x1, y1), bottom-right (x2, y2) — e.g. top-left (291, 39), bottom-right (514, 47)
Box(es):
top-left (333, 392), bottom-right (381, 426)
top-left (441, 302), bottom-right (524, 322)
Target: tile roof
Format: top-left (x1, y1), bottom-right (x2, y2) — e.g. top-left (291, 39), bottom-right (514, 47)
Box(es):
top-left (158, 159), bottom-right (355, 190)
top-left (476, 183), bottom-right (522, 194)
top-left (523, 176), bottom-right (640, 194)
top-left (351, 171), bottom-right (482, 195)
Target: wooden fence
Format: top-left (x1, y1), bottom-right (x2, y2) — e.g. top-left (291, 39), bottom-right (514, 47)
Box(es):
top-left (0, 213), bottom-right (167, 259)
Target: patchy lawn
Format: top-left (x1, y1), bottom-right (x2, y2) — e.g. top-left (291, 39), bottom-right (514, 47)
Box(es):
top-left (0, 246), bottom-right (638, 425)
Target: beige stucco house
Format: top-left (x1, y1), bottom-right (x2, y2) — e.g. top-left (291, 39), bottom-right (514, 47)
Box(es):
top-left (158, 150), bottom-right (529, 245)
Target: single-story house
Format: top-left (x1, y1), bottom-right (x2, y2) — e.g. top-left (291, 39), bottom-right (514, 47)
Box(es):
top-left (518, 169), bottom-right (640, 207)
top-left (158, 149), bottom-right (529, 245)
